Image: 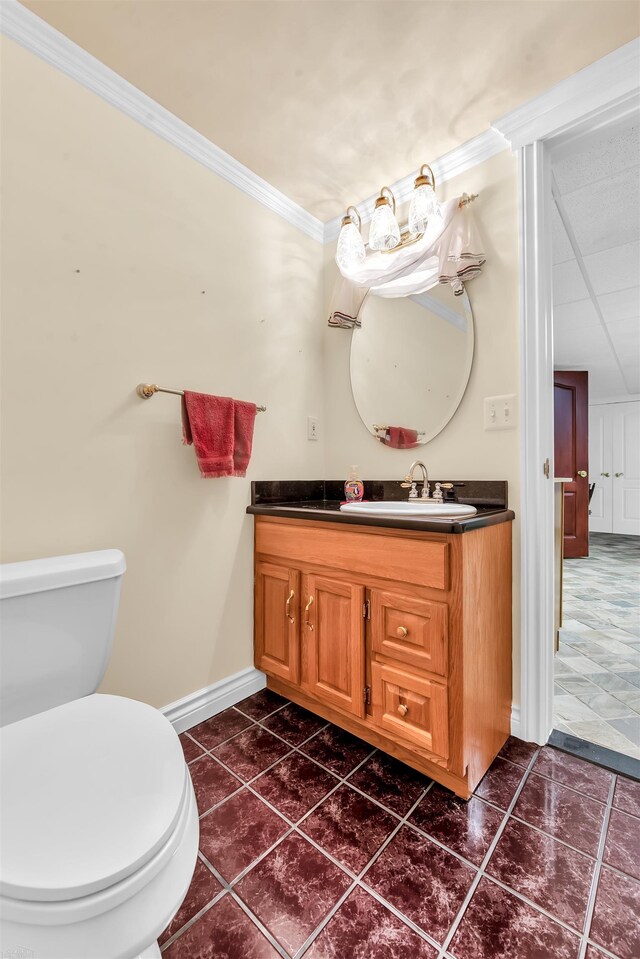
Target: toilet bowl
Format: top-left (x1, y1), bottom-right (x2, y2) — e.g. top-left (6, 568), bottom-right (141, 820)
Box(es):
top-left (0, 551), bottom-right (200, 958)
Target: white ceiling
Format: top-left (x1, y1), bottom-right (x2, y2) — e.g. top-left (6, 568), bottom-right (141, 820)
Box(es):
top-left (20, 0), bottom-right (640, 220)
top-left (551, 116), bottom-right (640, 401)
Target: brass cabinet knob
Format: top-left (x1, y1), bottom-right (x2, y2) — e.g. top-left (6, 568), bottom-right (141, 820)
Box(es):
top-left (577, 470), bottom-right (587, 478)
top-left (601, 472), bottom-right (610, 477)
top-left (615, 472), bottom-right (624, 478)
top-left (397, 704), bottom-right (409, 717)
top-left (396, 626), bottom-right (408, 638)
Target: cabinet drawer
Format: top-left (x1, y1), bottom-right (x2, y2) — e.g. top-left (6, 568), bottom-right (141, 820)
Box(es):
top-left (371, 590), bottom-right (448, 676)
top-left (256, 519), bottom-right (448, 591)
top-left (371, 662), bottom-right (449, 760)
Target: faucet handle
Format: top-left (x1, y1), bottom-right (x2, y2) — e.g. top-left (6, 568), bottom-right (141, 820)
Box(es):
top-left (408, 482), bottom-right (418, 499)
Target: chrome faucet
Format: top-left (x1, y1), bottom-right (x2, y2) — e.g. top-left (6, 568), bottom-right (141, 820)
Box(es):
top-left (401, 461), bottom-right (430, 499)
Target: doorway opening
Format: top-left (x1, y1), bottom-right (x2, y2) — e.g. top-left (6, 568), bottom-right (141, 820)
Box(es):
top-left (550, 116), bottom-right (640, 762)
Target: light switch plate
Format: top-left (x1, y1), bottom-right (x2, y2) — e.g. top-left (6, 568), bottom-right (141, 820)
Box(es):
top-left (307, 416), bottom-right (319, 441)
top-left (484, 394), bottom-right (518, 431)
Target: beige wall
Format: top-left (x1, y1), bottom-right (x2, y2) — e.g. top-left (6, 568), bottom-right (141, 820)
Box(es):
top-left (0, 38), bottom-right (326, 708)
top-left (323, 150), bottom-right (523, 707)
top-left (1, 38), bottom-right (523, 714)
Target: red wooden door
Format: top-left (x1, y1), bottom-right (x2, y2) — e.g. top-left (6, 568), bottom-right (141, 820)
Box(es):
top-left (554, 371), bottom-right (589, 558)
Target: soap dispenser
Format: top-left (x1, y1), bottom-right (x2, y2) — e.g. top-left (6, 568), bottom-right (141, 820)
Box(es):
top-left (344, 465), bottom-right (364, 502)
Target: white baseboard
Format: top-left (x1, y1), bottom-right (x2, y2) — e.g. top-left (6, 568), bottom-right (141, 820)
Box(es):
top-left (510, 705), bottom-right (522, 739)
top-left (162, 667), bottom-right (266, 734)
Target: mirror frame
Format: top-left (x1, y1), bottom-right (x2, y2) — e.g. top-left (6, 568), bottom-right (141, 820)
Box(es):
top-left (349, 288), bottom-right (475, 447)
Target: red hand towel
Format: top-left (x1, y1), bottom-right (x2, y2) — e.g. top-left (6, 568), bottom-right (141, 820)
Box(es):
top-left (388, 426), bottom-right (420, 449)
top-left (182, 391), bottom-right (235, 478)
top-left (233, 400), bottom-right (258, 477)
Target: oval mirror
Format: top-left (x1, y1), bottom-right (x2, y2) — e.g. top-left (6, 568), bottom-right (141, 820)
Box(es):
top-left (349, 285), bottom-right (474, 448)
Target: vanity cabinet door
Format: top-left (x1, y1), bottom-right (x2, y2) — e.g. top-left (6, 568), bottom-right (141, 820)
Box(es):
top-left (255, 562), bottom-right (300, 684)
top-left (301, 574), bottom-right (365, 718)
top-left (370, 589), bottom-right (448, 677)
top-left (371, 662), bottom-right (449, 761)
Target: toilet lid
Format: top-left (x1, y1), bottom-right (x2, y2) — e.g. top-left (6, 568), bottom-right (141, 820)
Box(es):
top-left (0, 694), bottom-right (187, 902)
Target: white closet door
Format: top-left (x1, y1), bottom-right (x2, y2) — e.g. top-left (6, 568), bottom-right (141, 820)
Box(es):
top-left (589, 404), bottom-right (612, 533)
top-left (612, 402), bottom-right (640, 535)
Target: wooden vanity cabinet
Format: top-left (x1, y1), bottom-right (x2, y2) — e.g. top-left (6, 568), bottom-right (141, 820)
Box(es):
top-left (253, 515), bottom-right (512, 799)
top-left (301, 574), bottom-right (366, 719)
top-left (254, 561), bottom-right (300, 684)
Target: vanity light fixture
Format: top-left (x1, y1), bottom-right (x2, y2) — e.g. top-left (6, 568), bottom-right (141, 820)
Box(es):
top-left (337, 162), bottom-right (445, 267)
top-left (369, 186), bottom-right (401, 251)
top-left (335, 205), bottom-right (366, 271)
top-left (408, 163), bottom-right (442, 236)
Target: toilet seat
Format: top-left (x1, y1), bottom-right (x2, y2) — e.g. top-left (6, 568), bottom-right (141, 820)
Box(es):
top-left (1, 694), bottom-right (188, 912)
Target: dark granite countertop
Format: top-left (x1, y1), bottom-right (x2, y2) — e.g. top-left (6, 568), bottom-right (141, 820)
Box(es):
top-left (247, 480), bottom-right (515, 534)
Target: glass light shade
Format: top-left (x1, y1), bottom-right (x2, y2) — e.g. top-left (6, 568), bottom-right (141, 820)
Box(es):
top-left (369, 201), bottom-right (401, 251)
top-left (408, 183), bottom-right (442, 235)
top-left (336, 219), bottom-right (366, 271)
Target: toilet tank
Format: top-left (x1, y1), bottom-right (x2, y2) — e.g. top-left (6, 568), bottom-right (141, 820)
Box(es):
top-left (0, 550), bottom-right (126, 727)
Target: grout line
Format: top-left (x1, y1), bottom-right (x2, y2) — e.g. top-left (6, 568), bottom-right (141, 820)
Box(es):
top-left (577, 774), bottom-right (617, 959)
top-left (404, 816), bottom-right (491, 872)
top-left (436, 747), bottom-right (541, 958)
top-left (186, 718), bottom-right (259, 754)
top-left (483, 873), bottom-right (586, 939)
top-left (210, 820), bottom-right (296, 888)
top-left (179, 700), bottom-right (634, 959)
top-left (191, 717), bottom-right (338, 819)
top-left (298, 773), bottom-right (401, 825)
top-left (196, 740), bottom-right (377, 836)
top-left (508, 764), bottom-right (612, 806)
top-left (195, 749), bottom-right (296, 819)
top-left (159, 884), bottom-right (227, 952)
top-left (186, 696), bottom-right (304, 758)
top-left (596, 930), bottom-right (636, 959)
top-left (357, 877), bottom-right (444, 953)
top-left (168, 723), bottom-right (381, 954)
top-left (232, 746), bottom-right (381, 874)
top-left (231, 890), bottom-right (292, 959)
top-left (503, 810), bottom-right (599, 861)
top-left (293, 783), bottom-right (436, 958)
top-left (583, 940), bottom-right (628, 959)
top-left (188, 715), bottom-right (524, 952)
top-left (198, 850), bottom-right (232, 889)
top-left (196, 837), bottom-right (298, 959)
top-left (233, 700), bottom-right (292, 722)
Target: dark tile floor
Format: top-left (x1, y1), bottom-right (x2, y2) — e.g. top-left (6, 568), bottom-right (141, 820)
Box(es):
top-left (162, 689), bottom-right (640, 958)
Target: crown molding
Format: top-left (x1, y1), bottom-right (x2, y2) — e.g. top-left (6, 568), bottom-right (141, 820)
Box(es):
top-left (0, 0), bottom-right (325, 243)
top-left (5, 0), bottom-right (635, 250)
top-left (323, 128), bottom-right (508, 243)
top-left (492, 37), bottom-right (640, 150)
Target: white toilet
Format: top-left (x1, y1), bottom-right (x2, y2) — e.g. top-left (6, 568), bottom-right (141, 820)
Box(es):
top-left (0, 550), bottom-right (199, 959)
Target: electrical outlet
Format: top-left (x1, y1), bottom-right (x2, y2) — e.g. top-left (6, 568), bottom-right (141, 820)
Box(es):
top-left (307, 416), bottom-right (319, 441)
top-left (484, 394), bottom-right (518, 431)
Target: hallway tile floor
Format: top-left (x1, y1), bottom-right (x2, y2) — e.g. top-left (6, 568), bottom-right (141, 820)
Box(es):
top-left (161, 690), bottom-right (640, 958)
top-left (554, 532), bottom-right (640, 758)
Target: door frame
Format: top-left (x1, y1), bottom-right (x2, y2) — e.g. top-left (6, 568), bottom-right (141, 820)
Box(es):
top-left (492, 40), bottom-right (640, 744)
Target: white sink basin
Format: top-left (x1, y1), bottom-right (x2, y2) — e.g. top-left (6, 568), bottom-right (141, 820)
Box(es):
top-left (339, 501), bottom-right (478, 518)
